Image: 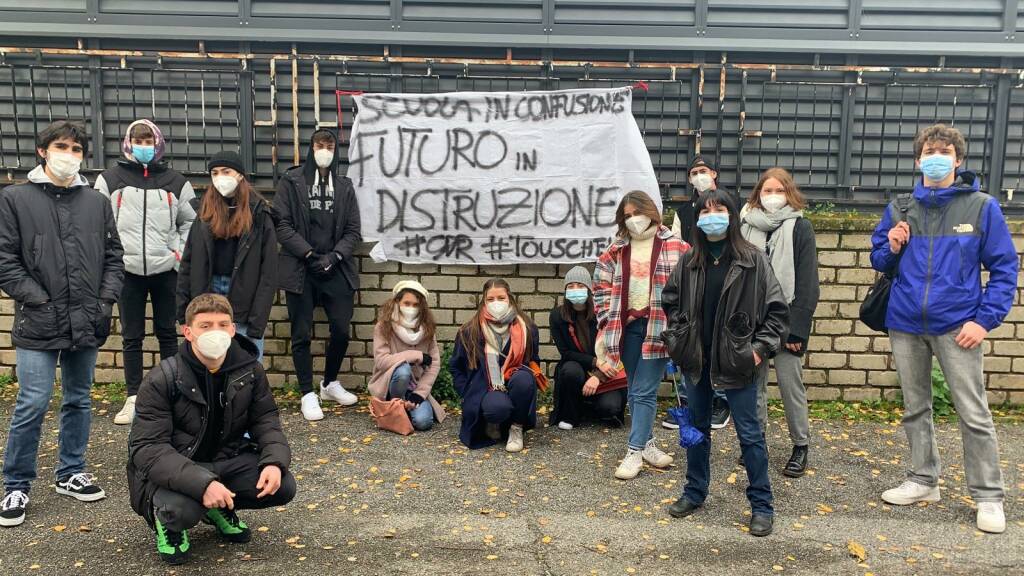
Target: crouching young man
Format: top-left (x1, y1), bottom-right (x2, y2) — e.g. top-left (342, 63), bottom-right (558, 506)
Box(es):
top-left (127, 293), bottom-right (295, 565)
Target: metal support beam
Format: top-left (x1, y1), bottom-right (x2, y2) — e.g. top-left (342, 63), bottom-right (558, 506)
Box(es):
top-left (989, 58), bottom-right (1014, 198)
top-left (238, 68), bottom-right (255, 177)
top-left (836, 55), bottom-right (859, 199)
top-left (87, 39), bottom-right (105, 170)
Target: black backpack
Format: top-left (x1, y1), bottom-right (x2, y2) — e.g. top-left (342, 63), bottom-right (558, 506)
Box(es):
top-left (859, 194), bottom-right (913, 333)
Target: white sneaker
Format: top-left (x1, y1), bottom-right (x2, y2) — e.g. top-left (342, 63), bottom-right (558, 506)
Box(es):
top-left (320, 380), bottom-right (358, 406)
top-left (301, 392), bottom-right (324, 421)
top-left (614, 448), bottom-right (643, 480)
top-left (114, 395), bottom-right (136, 425)
top-left (977, 502), bottom-right (1006, 534)
top-left (506, 424), bottom-right (524, 452)
top-left (642, 438), bottom-right (674, 468)
top-left (557, 421), bottom-right (574, 431)
top-left (881, 481), bottom-right (941, 506)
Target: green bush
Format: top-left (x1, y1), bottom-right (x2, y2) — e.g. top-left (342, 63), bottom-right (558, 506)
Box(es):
top-left (430, 343), bottom-right (461, 408)
top-left (931, 361), bottom-right (954, 418)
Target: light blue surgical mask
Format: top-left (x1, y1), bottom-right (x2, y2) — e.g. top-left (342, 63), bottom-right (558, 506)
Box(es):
top-left (132, 145), bottom-right (155, 164)
top-left (697, 213), bottom-right (730, 238)
top-left (565, 288), bottom-right (589, 305)
top-left (919, 154), bottom-right (954, 182)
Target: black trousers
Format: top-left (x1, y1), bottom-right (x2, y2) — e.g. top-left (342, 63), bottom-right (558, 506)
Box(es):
top-left (152, 452), bottom-right (297, 532)
top-left (553, 360), bottom-right (627, 426)
top-left (119, 270), bottom-right (179, 396)
top-left (285, 273), bottom-right (354, 394)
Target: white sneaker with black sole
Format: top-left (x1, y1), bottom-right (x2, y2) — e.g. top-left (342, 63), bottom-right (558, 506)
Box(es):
top-left (55, 473), bottom-right (106, 502)
top-left (0, 490), bottom-right (28, 527)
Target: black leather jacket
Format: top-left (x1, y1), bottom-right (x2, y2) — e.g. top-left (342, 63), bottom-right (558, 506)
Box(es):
top-left (661, 246), bottom-right (789, 389)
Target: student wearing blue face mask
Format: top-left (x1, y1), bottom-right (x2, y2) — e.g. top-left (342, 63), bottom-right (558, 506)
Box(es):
top-left (548, 266), bottom-right (628, 430)
top-left (870, 124), bottom-right (1017, 534)
top-left (661, 188), bottom-right (789, 537)
top-left (95, 120), bottom-right (197, 425)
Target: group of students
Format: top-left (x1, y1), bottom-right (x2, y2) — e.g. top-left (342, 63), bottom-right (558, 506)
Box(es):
top-left (0, 119), bottom-right (1015, 565)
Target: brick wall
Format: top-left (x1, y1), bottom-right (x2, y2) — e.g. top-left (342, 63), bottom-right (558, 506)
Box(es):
top-left (2, 216), bottom-right (1023, 404)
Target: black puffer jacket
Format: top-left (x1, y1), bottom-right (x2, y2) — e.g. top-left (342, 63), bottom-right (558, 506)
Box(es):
top-left (126, 337), bottom-right (291, 525)
top-left (0, 166), bottom-right (125, 350)
top-left (274, 129), bottom-right (362, 294)
top-left (661, 246), bottom-right (789, 389)
top-left (176, 194), bottom-right (278, 338)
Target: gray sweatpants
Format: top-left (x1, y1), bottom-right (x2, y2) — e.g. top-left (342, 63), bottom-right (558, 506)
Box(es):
top-left (890, 329), bottom-right (1004, 502)
top-left (757, 348), bottom-right (810, 447)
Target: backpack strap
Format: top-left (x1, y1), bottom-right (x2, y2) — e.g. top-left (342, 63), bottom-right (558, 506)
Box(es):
top-left (893, 193), bottom-right (913, 222)
top-left (888, 193), bottom-right (914, 277)
top-left (157, 357), bottom-right (183, 404)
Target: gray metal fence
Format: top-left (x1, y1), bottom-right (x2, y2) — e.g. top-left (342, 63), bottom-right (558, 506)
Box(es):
top-left (2, 47), bottom-right (1023, 211)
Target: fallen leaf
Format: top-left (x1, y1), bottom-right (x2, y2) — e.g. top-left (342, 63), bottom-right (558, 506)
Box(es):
top-left (52, 525), bottom-right (66, 532)
top-left (848, 540), bottom-right (867, 562)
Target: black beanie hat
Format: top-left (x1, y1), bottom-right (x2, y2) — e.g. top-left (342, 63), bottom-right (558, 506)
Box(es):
top-left (208, 150), bottom-right (246, 177)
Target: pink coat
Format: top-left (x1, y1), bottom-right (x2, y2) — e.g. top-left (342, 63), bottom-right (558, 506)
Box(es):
top-left (367, 323), bottom-right (446, 423)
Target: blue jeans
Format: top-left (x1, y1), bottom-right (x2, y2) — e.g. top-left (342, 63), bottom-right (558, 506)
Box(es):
top-left (682, 363), bottom-right (773, 516)
top-left (212, 274), bottom-right (264, 361)
top-left (4, 347), bottom-right (98, 492)
top-left (387, 363), bottom-right (434, 431)
top-left (621, 320), bottom-right (666, 450)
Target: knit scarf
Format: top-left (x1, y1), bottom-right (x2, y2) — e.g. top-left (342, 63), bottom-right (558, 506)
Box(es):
top-left (391, 308), bottom-right (424, 346)
top-left (740, 204), bottom-right (802, 304)
top-left (481, 306), bottom-right (526, 392)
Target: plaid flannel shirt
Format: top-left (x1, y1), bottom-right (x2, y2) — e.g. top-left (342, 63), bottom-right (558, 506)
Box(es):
top-left (593, 226), bottom-right (688, 367)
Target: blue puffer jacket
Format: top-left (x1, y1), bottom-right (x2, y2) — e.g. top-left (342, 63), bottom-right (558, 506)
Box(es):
top-left (870, 171), bottom-right (1019, 335)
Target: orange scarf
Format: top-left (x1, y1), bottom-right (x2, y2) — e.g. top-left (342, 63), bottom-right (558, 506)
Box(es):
top-left (480, 311), bottom-right (548, 392)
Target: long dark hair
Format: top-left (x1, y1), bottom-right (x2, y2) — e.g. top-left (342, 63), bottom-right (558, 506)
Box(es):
top-left (559, 290), bottom-right (594, 347)
top-left (687, 188), bottom-right (756, 268)
top-left (456, 278), bottom-right (535, 370)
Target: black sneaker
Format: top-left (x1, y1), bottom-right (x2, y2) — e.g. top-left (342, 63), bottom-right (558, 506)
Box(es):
top-left (55, 473), bottom-right (106, 502)
top-left (204, 507), bottom-right (252, 543)
top-left (155, 518), bottom-right (191, 565)
top-left (0, 490), bottom-right (28, 527)
top-left (710, 401), bottom-right (731, 430)
top-left (661, 417), bottom-right (680, 430)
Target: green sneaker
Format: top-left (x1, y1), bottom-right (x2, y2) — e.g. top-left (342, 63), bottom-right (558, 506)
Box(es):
top-left (154, 519), bottom-right (190, 565)
top-left (204, 508), bottom-right (251, 543)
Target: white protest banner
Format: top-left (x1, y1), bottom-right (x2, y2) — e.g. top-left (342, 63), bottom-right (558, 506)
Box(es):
top-left (347, 86), bottom-right (662, 264)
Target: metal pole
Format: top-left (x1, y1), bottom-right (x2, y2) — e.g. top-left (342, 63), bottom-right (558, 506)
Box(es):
top-left (988, 59), bottom-right (1013, 199)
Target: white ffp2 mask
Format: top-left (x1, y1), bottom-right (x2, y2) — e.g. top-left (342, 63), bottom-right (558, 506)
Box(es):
top-left (196, 330), bottom-right (232, 360)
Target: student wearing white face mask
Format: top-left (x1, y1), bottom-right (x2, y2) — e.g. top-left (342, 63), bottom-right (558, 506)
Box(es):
top-left (367, 281), bottom-right (446, 431)
top-left (274, 130), bottom-right (362, 421)
top-left (740, 168), bottom-right (819, 478)
top-left (128, 294), bottom-right (294, 565)
top-left (176, 151), bottom-right (278, 362)
top-left (0, 120), bottom-right (124, 528)
top-left (450, 278), bottom-right (546, 451)
top-left (594, 191), bottom-right (688, 480)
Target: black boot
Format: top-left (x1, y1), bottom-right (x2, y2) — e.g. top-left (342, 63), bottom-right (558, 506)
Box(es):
top-left (749, 514), bottom-right (773, 537)
top-left (667, 498), bottom-right (702, 518)
top-left (783, 445), bottom-right (808, 478)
